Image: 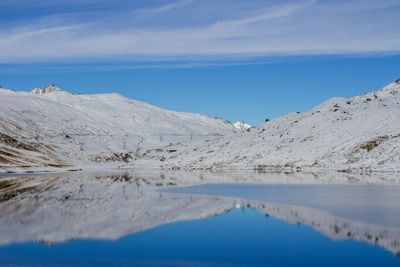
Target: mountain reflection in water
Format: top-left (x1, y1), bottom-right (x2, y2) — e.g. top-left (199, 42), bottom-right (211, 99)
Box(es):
top-left (0, 170), bottom-right (399, 266)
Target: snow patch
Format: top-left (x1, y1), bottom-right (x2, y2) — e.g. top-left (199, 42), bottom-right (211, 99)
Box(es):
top-left (233, 121), bottom-right (252, 131)
top-left (31, 84), bottom-right (62, 95)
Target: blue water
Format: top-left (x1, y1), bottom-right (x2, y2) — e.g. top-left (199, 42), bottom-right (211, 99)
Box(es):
top-left (0, 208), bottom-right (398, 267)
top-left (168, 183), bottom-right (400, 228)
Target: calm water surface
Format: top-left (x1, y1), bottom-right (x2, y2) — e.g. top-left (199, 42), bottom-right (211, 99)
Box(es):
top-left (1, 208), bottom-right (399, 267)
top-left (0, 171), bottom-right (399, 267)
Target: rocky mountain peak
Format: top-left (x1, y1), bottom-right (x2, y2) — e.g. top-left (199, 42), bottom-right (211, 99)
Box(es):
top-left (31, 84), bottom-right (62, 95)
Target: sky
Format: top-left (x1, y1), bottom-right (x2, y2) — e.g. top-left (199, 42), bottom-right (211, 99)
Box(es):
top-left (0, 0), bottom-right (400, 125)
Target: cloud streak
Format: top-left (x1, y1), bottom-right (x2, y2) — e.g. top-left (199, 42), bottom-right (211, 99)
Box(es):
top-left (0, 0), bottom-right (399, 63)
top-left (136, 0), bottom-right (195, 14)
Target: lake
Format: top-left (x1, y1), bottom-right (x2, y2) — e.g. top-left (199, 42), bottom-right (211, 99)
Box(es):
top-left (0, 170), bottom-right (399, 266)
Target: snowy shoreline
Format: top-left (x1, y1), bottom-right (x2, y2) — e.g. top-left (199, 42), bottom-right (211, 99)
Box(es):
top-left (1, 164), bottom-right (400, 176)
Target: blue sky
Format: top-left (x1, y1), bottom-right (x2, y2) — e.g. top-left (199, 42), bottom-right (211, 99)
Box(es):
top-left (0, 0), bottom-right (400, 125)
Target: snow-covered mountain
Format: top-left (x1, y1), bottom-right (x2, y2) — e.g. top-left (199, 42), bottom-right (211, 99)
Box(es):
top-left (159, 81), bottom-right (400, 172)
top-left (0, 85), bottom-right (235, 170)
top-left (233, 121), bottom-right (252, 131)
top-left (1, 81), bottom-right (400, 172)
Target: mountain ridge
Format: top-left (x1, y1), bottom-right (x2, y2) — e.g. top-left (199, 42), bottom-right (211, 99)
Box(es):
top-left (156, 81), bottom-right (400, 172)
top-left (1, 81), bottom-right (400, 173)
top-left (0, 85), bottom-right (236, 171)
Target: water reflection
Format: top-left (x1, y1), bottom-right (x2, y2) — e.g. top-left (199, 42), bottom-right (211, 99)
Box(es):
top-left (0, 170), bottom-right (400, 260)
top-left (1, 208), bottom-right (399, 267)
top-left (0, 172), bottom-right (234, 245)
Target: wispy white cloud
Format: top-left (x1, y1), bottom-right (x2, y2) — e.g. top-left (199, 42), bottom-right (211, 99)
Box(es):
top-left (212, 0), bottom-right (316, 29)
top-left (0, 0), bottom-right (399, 63)
top-left (136, 0), bottom-right (195, 14)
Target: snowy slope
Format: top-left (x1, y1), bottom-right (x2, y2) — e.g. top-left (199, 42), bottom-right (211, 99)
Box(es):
top-left (159, 81), bottom-right (400, 172)
top-left (1, 81), bottom-right (400, 172)
top-left (0, 85), bottom-right (236, 170)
